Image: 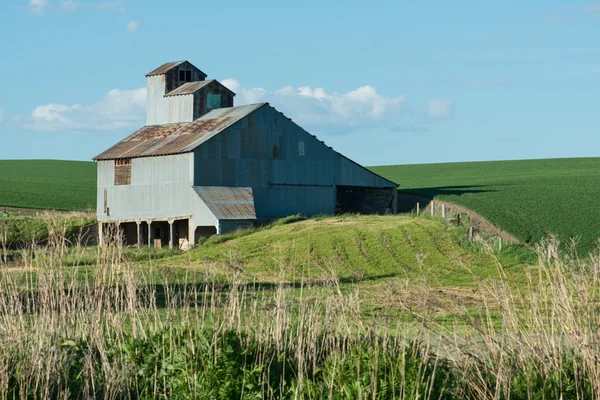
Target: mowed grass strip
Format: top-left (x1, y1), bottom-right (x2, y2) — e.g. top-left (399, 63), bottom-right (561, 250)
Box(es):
top-left (178, 215), bottom-right (523, 287)
top-left (371, 157), bottom-right (600, 254)
top-left (0, 160), bottom-right (96, 211)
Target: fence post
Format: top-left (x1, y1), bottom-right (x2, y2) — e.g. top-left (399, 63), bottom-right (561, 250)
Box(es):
top-left (416, 202), bottom-right (420, 216)
top-left (431, 201), bottom-right (435, 216)
top-left (468, 226), bottom-right (474, 241)
top-left (498, 237), bottom-right (503, 252)
top-left (456, 213), bottom-right (461, 226)
top-left (442, 204), bottom-right (446, 219)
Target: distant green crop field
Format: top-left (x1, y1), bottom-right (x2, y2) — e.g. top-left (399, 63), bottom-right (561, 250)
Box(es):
top-left (371, 158), bottom-right (600, 254)
top-left (0, 160), bottom-right (96, 211)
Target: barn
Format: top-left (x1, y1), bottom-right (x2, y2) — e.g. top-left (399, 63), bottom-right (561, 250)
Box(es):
top-left (94, 61), bottom-right (397, 249)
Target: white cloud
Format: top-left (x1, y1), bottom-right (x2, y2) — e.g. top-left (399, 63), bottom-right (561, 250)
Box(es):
top-left (427, 99), bottom-right (452, 119)
top-left (127, 20), bottom-right (139, 35)
top-left (222, 79), bottom-right (405, 132)
top-left (28, 0), bottom-right (49, 14)
top-left (28, 88), bottom-right (146, 131)
top-left (59, 0), bottom-right (79, 11)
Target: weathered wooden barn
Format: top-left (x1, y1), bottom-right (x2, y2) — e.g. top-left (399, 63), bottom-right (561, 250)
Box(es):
top-left (94, 61), bottom-right (397, 249)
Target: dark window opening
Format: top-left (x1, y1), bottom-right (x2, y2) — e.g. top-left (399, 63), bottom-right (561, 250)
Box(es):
top-left (179, 68), bottom-right (192, 82)
top-left (114, 158), bottom-right (132, 186)
top-left (336, 186), bottom-right (395, 215)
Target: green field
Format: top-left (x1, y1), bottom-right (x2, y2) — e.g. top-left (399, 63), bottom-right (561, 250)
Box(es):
top-left (372, 158), bottom-right (600, 255)
top-left (2, 157), bottom-right (599, 255)
top-left (0, 160), bottom-right (96, 211)
top-left (2, 214), bottom-right (597, 398)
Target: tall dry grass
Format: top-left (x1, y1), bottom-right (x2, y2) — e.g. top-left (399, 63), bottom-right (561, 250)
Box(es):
top-left (0, 222), bottom-right (599, 398)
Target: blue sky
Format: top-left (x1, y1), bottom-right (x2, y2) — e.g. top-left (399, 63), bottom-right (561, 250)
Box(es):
top-left (0, 0), bottom-right (599, 166)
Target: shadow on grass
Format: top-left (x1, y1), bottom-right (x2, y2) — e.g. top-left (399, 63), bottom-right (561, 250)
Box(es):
top-left (396, 186), bottom-right (497, 213)
top-left (7, 272), bottom-right (403, 313)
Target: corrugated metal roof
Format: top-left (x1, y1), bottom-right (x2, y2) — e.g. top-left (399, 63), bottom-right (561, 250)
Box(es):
top-left (146, 61), bottom-right (186, 76)
top-left (194, 186), bottom-right (256, 220)
top-left (93, 103), bottom-right (267, 160)
top-left (165, 80), bottom-right (213, 96)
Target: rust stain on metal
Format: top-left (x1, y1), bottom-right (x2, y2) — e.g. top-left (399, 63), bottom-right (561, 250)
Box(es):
top-left (146, 61), bottom-right (185, 77)
top-left (165, 80), bottom-right (213, 97)
top-left (193, 186), bottom-right (256, 220)
top-left (93, 103), bottom-right (267, 160)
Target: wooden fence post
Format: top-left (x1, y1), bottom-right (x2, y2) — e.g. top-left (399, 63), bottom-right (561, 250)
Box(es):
top-left (416, 202), bottom-right (420, 216)
top-left (468, 226), bottom-right (474, 241)
top-left (431, 201), bottom-right (435, 216)
top-left (498, 237), bottom-right (503, 252)
top-left (442, 204), bottom-right (446, 219)
top-left (456, 213), bottom-right (461, 226)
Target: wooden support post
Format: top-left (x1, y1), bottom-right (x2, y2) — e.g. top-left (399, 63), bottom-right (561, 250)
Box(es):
top-left (468, 226), bottom-right (474, 241)
top-left (498, 237), bottom-right (503, 252)
top-left (136, 221), bottom-right (141, 248)
top-left (188, 217), bottom-right (195, 249)
top-left (98, 222), bottom-right (104, 247)
top-left (430, 201), bottom-right (435, 216)
top-left (456, 213), bottom-right (461, 226)
top-left (148, 221), bottom-right (153, 247)
top-left (416, 202), bottom-right (420, 216)
top-left (442, 204), bottom-right (446, 219)
top-left (168, 220), bottom-right (174, 249)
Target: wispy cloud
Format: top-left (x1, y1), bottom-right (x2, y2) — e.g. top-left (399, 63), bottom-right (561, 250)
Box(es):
top-left (127, 20), bottom-right (139, 35)
top-left (544, 3), bottom-right (600, 21)
top-left (59, 0), bottom-right (78, 11)
top-left (467, 79), bottom-right (505, 88)
top-left (27, 0), bottom-right (125, 14)
top-left (427, 99), bottom-right (452, 119)
top-left (96, 1), bottom-right (125, 13)
top-left (28, 0), bottom-right (49, 14)
top-left (27, 88), bottom-right (146, 131)
top-left (576, 3), bottom-right (600, 18)
top-left (222, 78), bottom-right (405, 133)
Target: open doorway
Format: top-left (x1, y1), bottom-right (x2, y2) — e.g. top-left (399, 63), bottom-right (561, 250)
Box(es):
top-left (336, 186), bottom-right (396, 215)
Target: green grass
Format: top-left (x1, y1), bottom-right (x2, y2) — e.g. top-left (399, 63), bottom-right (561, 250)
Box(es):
top-left (371, 157), bottom-right (600, 255)
top-left (161, 215), bottom-right (531, 291)
top-left (0, 160), bottom-right (96, 211)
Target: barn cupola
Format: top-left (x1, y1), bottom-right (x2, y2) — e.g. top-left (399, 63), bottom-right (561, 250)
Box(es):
top-left (145, 61), bottom-right (235, 125)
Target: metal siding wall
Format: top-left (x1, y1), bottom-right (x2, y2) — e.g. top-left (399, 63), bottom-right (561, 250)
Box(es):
top-left (131, 153), bottom-right (193, 185)
top-left (190, 104), bottom-right (394, 219)
top-left (336, 156), bottom-right (395, 188)
top-left (253, 186), bottom-right (335, 218)
top-left (97, 160), bottom-right (114, 216)
top-left (98, 182), bottom-right (217, 228)
top-left (147, 75), bottom-right (194, 125)
top-left (166, 95), bottom-right (194, 123)
top-left (146, 75), bottom-right (166, 125)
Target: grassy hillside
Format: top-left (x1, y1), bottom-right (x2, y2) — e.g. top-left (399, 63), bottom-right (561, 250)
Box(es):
top-left (0, 160), bottom-right (96, 211)
top-left (164, 215), bottom-right (530, 288)
top-left (372, 157), bottom-right (600, 254)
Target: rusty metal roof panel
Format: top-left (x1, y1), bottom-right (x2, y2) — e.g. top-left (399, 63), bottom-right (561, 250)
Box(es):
top-left (146, 61), bottom-right (186, 76)
top-left (165, 80), bottom-right (213, 96)
top-left (93, 103), bottom-right (267, 160)
top-left (194, 186), bottom-right (256, 220)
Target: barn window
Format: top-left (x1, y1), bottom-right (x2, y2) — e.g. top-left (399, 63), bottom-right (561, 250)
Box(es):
top-left (114, 158), bottom-right (132, 186)
top-left (179, 68), bottom-right (192, 82)
top-left (207, 93), bottom-right (221, 108)
top-left (298, 141), bottom-right (305, 156)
